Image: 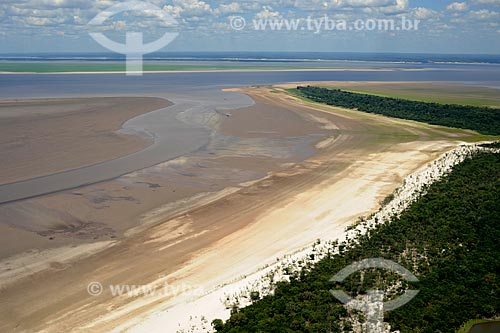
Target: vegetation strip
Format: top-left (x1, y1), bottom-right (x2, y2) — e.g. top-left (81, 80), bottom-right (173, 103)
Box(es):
top-left (293, 86), bottom-right (500, 135)
top-left (214, 146), bottom-right (500, 333)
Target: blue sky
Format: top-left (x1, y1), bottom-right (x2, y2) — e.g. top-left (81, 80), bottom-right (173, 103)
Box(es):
top-left (0, 0), bottom-right (499, 54)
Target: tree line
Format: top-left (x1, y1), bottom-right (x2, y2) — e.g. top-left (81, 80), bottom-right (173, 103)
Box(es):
top-left (214, 151), bottom-right (500, 332)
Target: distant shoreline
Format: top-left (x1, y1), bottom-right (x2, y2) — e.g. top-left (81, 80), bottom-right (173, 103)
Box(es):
top-left (1, 52), bottom-right (499, 65)
top-left (0, 68), bottom-right (439, 75)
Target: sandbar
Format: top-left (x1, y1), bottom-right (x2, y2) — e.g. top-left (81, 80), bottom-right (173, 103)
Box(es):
top-left (0, 84), bottom-right (490, 332)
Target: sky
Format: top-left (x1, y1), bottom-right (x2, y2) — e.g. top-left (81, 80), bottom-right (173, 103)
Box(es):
top-left (0, 0), bottom-right (499, 54)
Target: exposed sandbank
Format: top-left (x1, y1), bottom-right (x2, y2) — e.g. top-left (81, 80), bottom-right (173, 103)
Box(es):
top-left (0, 97), bottom-right (170, 185)
top-left (0, 85), bottom-right (488, 332)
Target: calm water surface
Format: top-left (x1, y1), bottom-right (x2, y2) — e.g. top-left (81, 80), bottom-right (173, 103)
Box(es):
top-left (0, 66), bottom-right (499, 203)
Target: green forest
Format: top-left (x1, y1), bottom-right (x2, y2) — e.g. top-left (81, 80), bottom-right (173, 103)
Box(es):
top-left (213, 151), bottom-right (500, 333)
top-left (293, 86), bottom-right (500, 136)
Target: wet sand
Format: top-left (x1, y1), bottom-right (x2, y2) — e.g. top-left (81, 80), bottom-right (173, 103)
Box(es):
top-left (0, 97), bottom-right (171, 185)
top-left (0, 85), bottom-right (486, 332)
top-left (0, 96), bottom-right (218, 204)
top-left (0, 89), bottom-right (324, 258)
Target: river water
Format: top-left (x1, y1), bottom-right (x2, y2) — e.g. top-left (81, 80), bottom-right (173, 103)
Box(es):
top-left (0, 65), bottom-right (499, 203)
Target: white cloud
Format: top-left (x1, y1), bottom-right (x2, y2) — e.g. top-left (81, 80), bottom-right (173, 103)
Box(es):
top-left (360, 0), bottom-right (409, 14)
top-left (469, 9), bottom-right (500, 19)
top-left (5, 6), bottom-right (59, 17)
top-left (286, 0), bottom-right (409, 12)
top-left (471, 9), bottom-right (500, 20)
top-left (342, 0), bottom-right (395, 8)
top-left (23, 16), bottom-right (65, 26)
top-left (412, 7), bottom-right (439, 20)
top-left (31, 0), bottom-right (92, 9)
top-left (214, 3), bottom-right (243, 16)
top-left (173, 0), bottom-right (212, 16)
top-left (1, 0), bottom-right (500, 52)
top-left (255, 6), bottom-right (282, 20)
top-left (471, 0), bottom-right (500, 6)
top-left (446, 2), bottom-right (469, 12)
top-left (163, 5), bottom-right (183, 19)
top-left (450, 6), bottom-right (500, 28)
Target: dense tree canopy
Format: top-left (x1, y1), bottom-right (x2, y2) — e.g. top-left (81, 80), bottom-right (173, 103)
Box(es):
top-left (481, 141), bottom-right (500, 149)
top-left (215, 152), bottom-right (500, 332)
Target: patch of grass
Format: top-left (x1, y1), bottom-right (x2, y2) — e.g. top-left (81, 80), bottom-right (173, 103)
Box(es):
top-left (457, 319), bottom-right (500, 333)
top-left (343, 88), bottom-right (499, 106)
top-left (0, 62), bottom-right (349, 73)
top-left (317, 84), bottom-right (500, 108)
top-left (285, 87), bottom-right (498, 142)
top-left (295, 86), bottom-right (500, 135)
